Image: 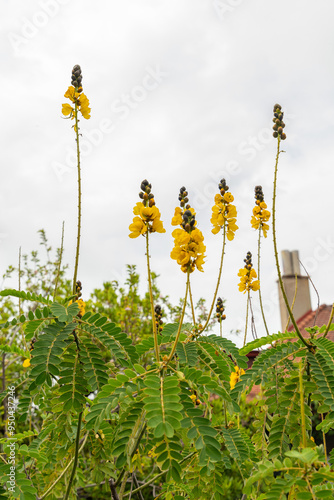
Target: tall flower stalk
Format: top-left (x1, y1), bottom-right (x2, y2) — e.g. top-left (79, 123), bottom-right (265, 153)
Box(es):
top-left (61, 65), bottom-right (91, 498)
top-left (199, 179), bottom-right (238, 334)
top-left (169, 187), bottom-right (205, 352)
top-left (251, 185), bottom-right (271, 336)
top-left (237, 251), bottom-right (259, 346)
top-left (271, 104), bottom-right (309, 348)
top-left (62, 64), bottom-right (91, 295)
top-left (129, 180), bottom-right (166, 362)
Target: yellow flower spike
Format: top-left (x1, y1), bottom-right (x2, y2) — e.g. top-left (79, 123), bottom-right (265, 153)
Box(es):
top-left (129, 180), bottom-right (166, 239)
top-left (251, 186), bottom-right (271, 238)
top-left (211, 179), bottom-right (238, 240)
top-left (237, 252), bottom-right (260, 293)
top-left (62, 74), bottom-right (91, 122)
top-left (23, 359), bottom-right (31, 368)
top-left (170, 187), bottom-right (205, 273)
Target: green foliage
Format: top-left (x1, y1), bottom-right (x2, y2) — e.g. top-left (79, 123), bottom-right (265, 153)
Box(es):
top-left (1, 100), bottom-right (334, 500)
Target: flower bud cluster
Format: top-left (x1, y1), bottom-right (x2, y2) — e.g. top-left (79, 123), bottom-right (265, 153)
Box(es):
top-left (272, 103), bottom-right (286, 140)
top-left (71, 65), bottom-right (83, 90)
top-left (178, 186), bottom-right (189, 208)
top-left (181, 209), bottom-right (196, 233)
top-left (154, 305), bottom-right (163, 333)
top-left (76, 280), bottom-right (82, 298)
top-left (171, 187), bottom-right (194, 228)
top-left (30, 337), bottom-right (37, 352)
top-left (216, 297), bottom-right (226, 322)
top-left (237, 251), bottom-right (260, 293)
top-left (251, 186), bottom-right (271, 238)
top-left (139, 180), bottom-right (156, 208)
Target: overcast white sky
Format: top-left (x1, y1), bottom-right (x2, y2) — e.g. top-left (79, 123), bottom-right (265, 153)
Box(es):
top-left (1, 0), bottom-right (334, 346)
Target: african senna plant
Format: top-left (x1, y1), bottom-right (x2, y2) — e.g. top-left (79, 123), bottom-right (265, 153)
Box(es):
top-left (0, 64), bottom-right (333, 500)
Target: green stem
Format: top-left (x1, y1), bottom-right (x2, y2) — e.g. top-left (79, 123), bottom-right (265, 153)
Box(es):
top-left (199, 224), bottom-right (226, 335)
top-left (284, 273), bottom-right (298, 332)
top-left (167, 269), bottom-right (190, 363)
top-left (243, 290), bottom-right (250, 347)
top-left (323, 303), bottom-right (334, 338)
top-left (299, 362), bottom-right (307, 448)
top-left (272, 137), bottom-right (309, 348)
top-left (145, 230), bottom-right (159, 363)
top-left (223, 401), bottom-right (228, 428)
top-left (188, 280), bottom-right (196, 325)
top-left (257, 228), bottom-right (269, 336)
top-left (72, 98), bottom-right (81, 295)
top-left (64, 411), bottom-right (83, 500)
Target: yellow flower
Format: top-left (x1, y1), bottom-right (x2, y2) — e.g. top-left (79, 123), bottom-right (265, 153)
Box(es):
top-left (223, 192), bottom-right (234, 203)
top-left (129, 217), bottom-right (147, 238)
top-left (171, 207), bottom-right (183, 226)
top-left (230, 366), bottom-right (245, 390)
top-left (62, 86), bottom-right (91, 120)
top-left (152, 217), bottom-right (165, 233)
top-left (77, 299), bottom-right (85, 316)
top-left (23, 359), bottom-right (31, 368)
top-left (172, 228), bottom-right (191, 246)
top-left (62, 103), bottom-right (74, 117)
top-left (69, 299), bottom-right (86, 316)
top-left (64, 86), bottom-right (76, 101)
top-left (195, 253), bottom-right (205, 272)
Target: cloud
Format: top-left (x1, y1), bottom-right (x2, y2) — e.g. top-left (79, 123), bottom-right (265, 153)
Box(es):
top-left (1, 0), bottom-right (334, 346)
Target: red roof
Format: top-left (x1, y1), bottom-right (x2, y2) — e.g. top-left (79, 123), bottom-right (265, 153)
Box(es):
top-left (246, 304), bottom-right (333, 401)
top-left (287, 304), bottom-right (334, 341)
